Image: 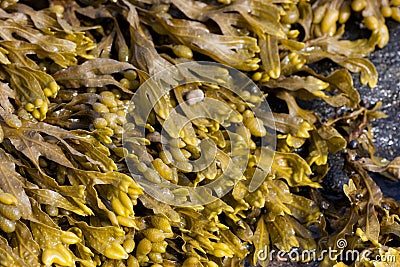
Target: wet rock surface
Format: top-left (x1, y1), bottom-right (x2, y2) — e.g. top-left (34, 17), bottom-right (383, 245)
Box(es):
top-left (362, 20), bottom-right (400, 201)
top-left (303, 19), bottom-right (400, 203)
top-left (263, 20), bottom-right (400, 267)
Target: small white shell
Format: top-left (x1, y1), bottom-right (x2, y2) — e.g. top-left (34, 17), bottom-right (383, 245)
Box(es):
top-left (185, 89), bottom-right (204, 105)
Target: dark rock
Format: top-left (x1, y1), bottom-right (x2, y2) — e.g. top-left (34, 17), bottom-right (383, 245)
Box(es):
top-left (263, 19), bottom-right (400, 267)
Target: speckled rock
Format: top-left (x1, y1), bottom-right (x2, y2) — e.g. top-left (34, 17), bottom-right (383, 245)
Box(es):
top-left (262, 19), bottom-right (400, 267)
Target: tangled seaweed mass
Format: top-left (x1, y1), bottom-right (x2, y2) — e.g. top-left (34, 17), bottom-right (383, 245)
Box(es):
top-left (0, 0), bottom-right (399, 266)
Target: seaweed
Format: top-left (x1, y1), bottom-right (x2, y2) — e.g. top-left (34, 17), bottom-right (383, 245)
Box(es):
top-left (0, 0), bottom-right (399, 266)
